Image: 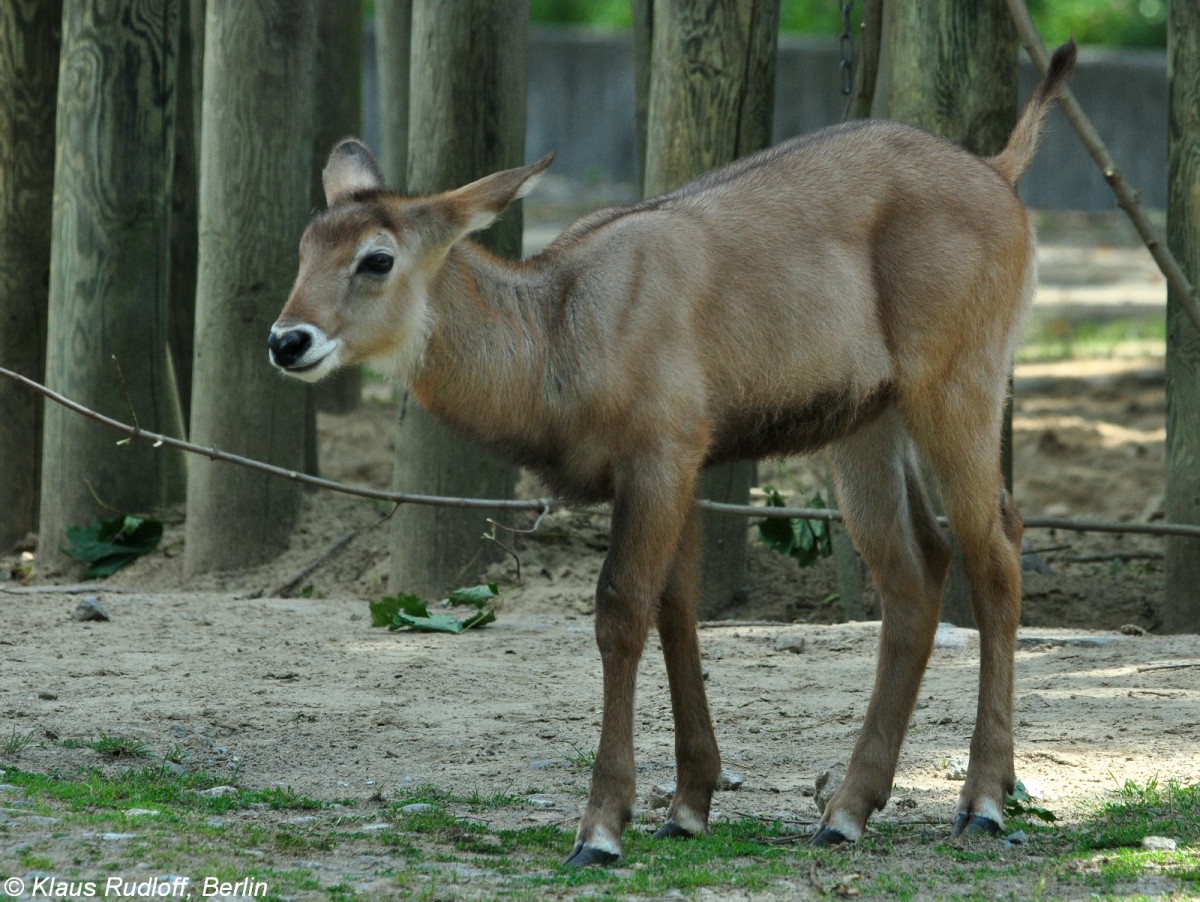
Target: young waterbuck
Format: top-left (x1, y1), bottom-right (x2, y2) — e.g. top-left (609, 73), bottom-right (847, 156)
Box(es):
top-left (270, 42), bottom-right (1076, 865)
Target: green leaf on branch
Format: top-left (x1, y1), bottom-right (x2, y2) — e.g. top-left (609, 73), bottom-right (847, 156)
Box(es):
top-left (757, 487), bottom-right (833, 568)
top-left (369, 584), bottom-right (499, 634)
top-left (64, 515), bottom-right (163, 579)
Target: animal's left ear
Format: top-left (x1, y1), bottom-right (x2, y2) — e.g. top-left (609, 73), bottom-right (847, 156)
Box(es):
top-left (323, 138), bottom-right (386, 207)
top-left (444, 151), bottom-right (555, 237)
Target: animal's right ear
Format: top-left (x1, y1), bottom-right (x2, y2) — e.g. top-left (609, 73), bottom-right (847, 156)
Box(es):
top-left (322, 139), bottom-right (386, 207)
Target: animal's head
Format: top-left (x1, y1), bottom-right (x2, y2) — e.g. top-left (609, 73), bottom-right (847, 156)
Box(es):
top-left (268, 139), bottom-right (553, 385)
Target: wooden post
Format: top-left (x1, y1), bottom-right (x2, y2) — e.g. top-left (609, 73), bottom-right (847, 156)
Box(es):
top-left (39, 0), bottom-right (184, 568)
top-left (888, 0), bottom-right (1017, 627)
top-left (388, 0), bottom-right (528, 598)
top-left (0, 0), bottom-right (59, 550)
top-left (638, 0), bottom-right (779, 620)
top-left (1163, 0), bottom-right (1200, 631)
top-left (169, 0), bottom-right (204, 434)
top-left (184, 0), bottom-right (316, 575)
top-left (824, 0), bottom-right (882, 622)
top-left (312, 0), bottom-right (364, 415)
top-left (375, 0), bottom-right (412, 190)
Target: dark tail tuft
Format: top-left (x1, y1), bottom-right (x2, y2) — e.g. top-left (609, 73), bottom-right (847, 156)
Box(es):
top-left (988, 40), bottom-right (1077, 185)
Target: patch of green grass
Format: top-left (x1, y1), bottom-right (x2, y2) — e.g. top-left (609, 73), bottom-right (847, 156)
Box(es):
top-left (5, 765), bottom-right (1198, 900)
top-left (89, 733), bottom-right (150, 760)
top-left (1018, 314), bottom-right (1165, 363)
top-left (563, 743), bottom-right (596, 771)
top-left (2, 725), bottom-right (35, 756)
top-left (1079, 778), bottom-right (1200, 852)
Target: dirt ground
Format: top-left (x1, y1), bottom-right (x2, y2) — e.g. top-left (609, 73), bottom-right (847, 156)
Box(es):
top-left (2, 211), bottom-right (1198, 896)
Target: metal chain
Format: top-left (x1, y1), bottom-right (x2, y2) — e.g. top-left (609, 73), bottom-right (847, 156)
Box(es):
top-left (838, 0), bottom-right (855, 96)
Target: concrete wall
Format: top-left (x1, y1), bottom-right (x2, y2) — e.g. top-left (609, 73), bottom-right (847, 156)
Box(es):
top-left (362, 27), bottom-right (1168, 212)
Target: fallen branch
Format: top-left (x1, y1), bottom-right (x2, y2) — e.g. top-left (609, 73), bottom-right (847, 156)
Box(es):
top-left (265, 530), bottom-right (358, 599)
top-left (1006, 0), bottom-right (1200, 337)
top-left (0, 583), bottom-right (133, 596)
top-left (1062, 551), bottom-right (1164, 564)
top-left (1136, 662), bottom-right (1200, 673)
top-left (4, 364), bottom-right (1200, 539)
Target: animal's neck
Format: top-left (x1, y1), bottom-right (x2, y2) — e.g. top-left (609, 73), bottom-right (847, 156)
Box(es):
top-left (411, 243), bottom-right (553, 444)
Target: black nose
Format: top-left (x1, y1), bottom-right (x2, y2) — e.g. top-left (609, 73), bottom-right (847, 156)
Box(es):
top-left (268, 329), bottom-right (311, 367)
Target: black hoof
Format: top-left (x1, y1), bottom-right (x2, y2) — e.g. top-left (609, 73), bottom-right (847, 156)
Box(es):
top-left (952, 812), bottom-right (1002, 837)
top-left (653, 820), bottom-right (694, 840)
top-left (565, 842), bottom-right (620, 867)
top-left (807, 825), bottom-right (849, 847)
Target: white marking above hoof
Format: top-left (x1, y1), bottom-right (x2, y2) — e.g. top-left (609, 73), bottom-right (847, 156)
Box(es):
top-left (577, 824), bottom-right (621, 857)
top-left (668, 804), bottom-right (708, 836)
top-left (824, 809), bottom-right (864, 842)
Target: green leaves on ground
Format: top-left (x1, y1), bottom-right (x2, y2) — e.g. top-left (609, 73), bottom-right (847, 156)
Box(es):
top-left (757, 487), bottom-right (833, 568)
top-left (1006, 780), bottom-right (1058, 824)
top-left (65, 514), bottom-right (163, 579)
top-left (370, 583), bottom-right (499, 634)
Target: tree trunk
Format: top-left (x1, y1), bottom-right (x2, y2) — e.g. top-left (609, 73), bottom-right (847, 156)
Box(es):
top-left (0, 0), bottom-right (59, 551)
top-left (169, 0), bottom-right (203, 435)
top-left (639, 0), bottom-right (779, 620)
top-left (39, 0), bottom-right (184, 569)
top-left (184, 0), bottom-right (316, 576)
top-left (375, 0), bottom-right (411, 190)
top-left (1164, 0), bottom-right (1200, 632)
top-left (389, 0), bottom-right (528, 599)
top-left (311, 0), bottom-right (363, 416)
top-left (888, 0), bottom-right (1017, 627)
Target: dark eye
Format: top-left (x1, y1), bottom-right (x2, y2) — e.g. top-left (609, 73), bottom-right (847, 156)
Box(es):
top-left (358, 252), bottom-right (393, 275)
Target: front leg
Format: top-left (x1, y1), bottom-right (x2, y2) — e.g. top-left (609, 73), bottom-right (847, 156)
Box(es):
top-left (567, 460), bottom-right (698, 866)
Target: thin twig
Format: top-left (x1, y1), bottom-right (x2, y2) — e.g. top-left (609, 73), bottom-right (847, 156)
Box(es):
top-left (1062, 551), bottom-right (1163, 564)
top-left (110, 355), bottom-right (140, 437)
top-left (4, 365), bottom-right (1200, 539)
top-left (485, 503), bottom-right (552, 536)
top-left (1025, 544), bottom-right (1072, 555)
top-left (1005, 0), bottom-right (1200, 337)
top-left (266, 530), bottom-right (357, 598)
top-left (482, 522), bottom-right (523, 584)
top-left (1136, 662), bottom-right (1200, 673)
top-left (0, 584), bottom-right (133, 596)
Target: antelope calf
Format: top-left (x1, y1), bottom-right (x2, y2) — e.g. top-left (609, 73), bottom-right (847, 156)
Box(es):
top-left (270, 43), bottom-right (1076, 865)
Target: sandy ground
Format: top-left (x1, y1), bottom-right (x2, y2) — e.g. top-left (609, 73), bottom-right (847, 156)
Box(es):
top-left (2, 210), bottom-right (1198, 894)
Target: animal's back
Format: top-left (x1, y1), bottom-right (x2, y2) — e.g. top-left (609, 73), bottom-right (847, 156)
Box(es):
top-left (542, 117), bottom-right (1036, 464)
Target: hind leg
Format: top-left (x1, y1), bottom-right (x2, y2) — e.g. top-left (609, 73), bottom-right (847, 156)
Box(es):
top-left (905, 377), bottom-right (1024, 836)
top-left (811, 408), bottom-right (952, 844)
top-left (922, 440), bottom-right (1022, 834)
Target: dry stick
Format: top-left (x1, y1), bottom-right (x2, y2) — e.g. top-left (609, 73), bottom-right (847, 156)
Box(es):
top-left (265, 529), bottom-right (357, 599)
top-left (4, 364), bottom-right (1200, 539)
top-left (1136, 662), bottom-right (1200, 673)
top-left (0, 584), bottom-right (133, 596)
top-left (1006, 0), bottom-right (1200, 338)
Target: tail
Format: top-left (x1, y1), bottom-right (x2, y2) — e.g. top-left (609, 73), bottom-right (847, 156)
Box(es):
top-left (988, 40), bottom-right (1077, 185)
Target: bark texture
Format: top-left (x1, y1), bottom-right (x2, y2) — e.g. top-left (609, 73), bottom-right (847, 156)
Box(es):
top-left (888, 0), bottom-right (1017, 627)
top-left (184, 0), bottom-right (316, 575)
top-left (0, 0), bottom-right (60, 549)
top-left (39, 0), bottom-right (183, 567)
top-left (639, 0), bottom-right (779, 619)
top-left (1164, 0), bottom-right (1200, 631)
top-left (389, 0), bottom-right (528, 598)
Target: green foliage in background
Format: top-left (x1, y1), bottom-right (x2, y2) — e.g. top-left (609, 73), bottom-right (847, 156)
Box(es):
top-left (757, 487), bottom-right (833, 568)
top-left (528, 0), bottom-right (1167, 48)
top-left (1026, 0), bottom-right (1166, 49)
top-left (65, 514), bottom-right (163, 579)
